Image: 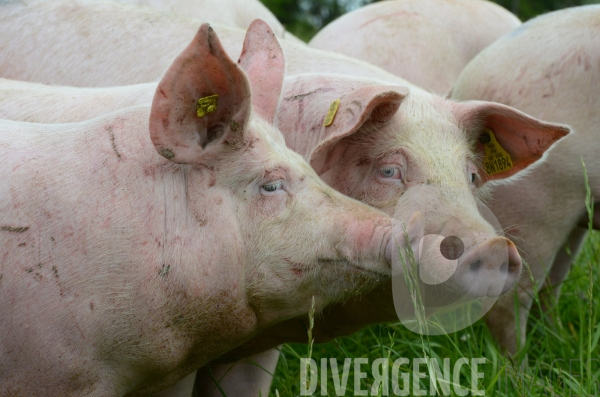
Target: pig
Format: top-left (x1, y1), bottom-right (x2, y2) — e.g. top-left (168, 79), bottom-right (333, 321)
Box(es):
top-left (449, 5), bottom-right (600, 354)
top-left (112, 0), bottom-right (298, 43)
top-left (0, 0), bottom-right (407, 86)
top-left (309, 0), bottom-right (521, 94)
top-left (0, 23), bottom-right (409, 396)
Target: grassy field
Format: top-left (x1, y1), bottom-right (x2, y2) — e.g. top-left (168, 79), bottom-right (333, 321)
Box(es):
top-left (267, 230), bottom-right (600, 396)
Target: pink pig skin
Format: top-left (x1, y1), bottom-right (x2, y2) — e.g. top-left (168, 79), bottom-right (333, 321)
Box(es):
top-left (113, 0), bottom-right (297, 42)
top-left (0, 79), bottom-right (156, 123)
top-left (451, 5), bottom-right (600, 354)
top-left (0, 23), bottom-right (405, 396)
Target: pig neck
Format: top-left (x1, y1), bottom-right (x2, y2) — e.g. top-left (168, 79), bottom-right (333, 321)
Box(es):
top-left (0, 107), bottom-right (258, 393)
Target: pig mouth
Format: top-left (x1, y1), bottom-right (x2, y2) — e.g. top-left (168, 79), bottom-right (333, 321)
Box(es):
top-left (415, 280), bottom-right (476, 307)
top-left (285, 258), bottom-right (390, 279)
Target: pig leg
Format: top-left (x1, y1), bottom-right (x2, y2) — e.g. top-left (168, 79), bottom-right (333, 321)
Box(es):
top-left (485, 285), bottom-right (532, 355)
top-left (194, 349), bottom-right (279, 396)
top-left (534, 202), bottom-right (600, 321)
top-left (537, 227), bottom-right (588, 316)
top-left (487, 223), bottom-right (590, 354)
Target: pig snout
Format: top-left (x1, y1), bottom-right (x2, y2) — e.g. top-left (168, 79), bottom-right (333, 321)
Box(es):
top-left (339, 218), bottom-right (395, 276)
top-left (418, 235), bottom-right (521, 302)
top-left (338, 211), bottom-right (424, 277)
top-left (454, 237), bottom-right (521, 297)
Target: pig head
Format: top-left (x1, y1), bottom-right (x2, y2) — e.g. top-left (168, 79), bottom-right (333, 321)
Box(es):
top-left (277, 73), bottom-right (568, 321)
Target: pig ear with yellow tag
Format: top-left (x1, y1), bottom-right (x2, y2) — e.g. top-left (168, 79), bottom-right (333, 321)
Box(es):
top-left (452, 101), bottom-right (571, 182)
top-left (149, 24), bottom-right (251, 164)
top-left (310, 86), bottom-right (409, 175)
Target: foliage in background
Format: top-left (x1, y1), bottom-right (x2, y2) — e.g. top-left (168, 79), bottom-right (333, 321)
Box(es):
top-left (260, 0), bottom-right (376, 41)
top-left (261, 0), bottom-right (600, 41)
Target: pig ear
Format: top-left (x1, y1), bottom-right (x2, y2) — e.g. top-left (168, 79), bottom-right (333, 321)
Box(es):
top-left (150, 24), bottom-right (251, 164)
top-left (310, 86), bottom-right (409, 174)
top-left (238, 19), bottom-right (285, 123)
top-left (453, 101), bottom-right (571, 182)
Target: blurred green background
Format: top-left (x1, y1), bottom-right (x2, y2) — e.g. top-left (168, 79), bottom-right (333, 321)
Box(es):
top-left (260, 0), bottom-right (600, 41)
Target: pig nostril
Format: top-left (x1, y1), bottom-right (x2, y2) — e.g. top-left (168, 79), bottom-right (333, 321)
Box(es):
top-left (470, 260), bottom-right (482, 272)
top-left (440, 235), bottom-right (464, 260)
top-left (500, 262), bottom-right (508, 274)
top-left (508, 259), bottom-right (520, 274)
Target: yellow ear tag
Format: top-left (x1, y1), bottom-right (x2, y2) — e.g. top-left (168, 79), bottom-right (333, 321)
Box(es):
top-left (197, 94), bottom-right (219, 118)
top-left (480, 128), bottom-right (513, 175)
top-left (323, 99), bottom-right (340, 127)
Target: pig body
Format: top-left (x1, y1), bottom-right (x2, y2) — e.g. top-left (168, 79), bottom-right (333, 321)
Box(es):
top-left (0, 0), bottom-right (404, 86)
top-left (113, 0), bottom-right (292, 41)
top-left (309, 0), bottom-right (520, 94)
top-left (0, 78), bottom-right (154, 123)
top-left (450, 5), bottom-right (600, 353)
top-left (0, 23), bottom-right (402, 396)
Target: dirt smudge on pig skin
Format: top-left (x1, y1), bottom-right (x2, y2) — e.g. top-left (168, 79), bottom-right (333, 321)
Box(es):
top-left (159, 264), bottom-right (171, 278)
top-left (1, 226), bottom-right (29, 233)
top-left (106, 126), bottom-right (122, 160)
top-left (284, 88), bottom-right (331, 102)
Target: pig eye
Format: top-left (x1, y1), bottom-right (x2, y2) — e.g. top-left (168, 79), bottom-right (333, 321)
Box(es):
top-left (469, 171), bottom-right (483, 188)
top-left (260, 180), bottom-right (284, 194)
top-left (467, 163), bottom-right (480, 186)
top-left (378, 166), bottom-right (401, 180)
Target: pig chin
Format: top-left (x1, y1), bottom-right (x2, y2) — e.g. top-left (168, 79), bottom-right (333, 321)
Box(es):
top-left (313, 261), bottom-right (390, 302)
top-left (416, 279), bottom-right (493, 308)
top-left (286, 258), bottom-right (390, 302)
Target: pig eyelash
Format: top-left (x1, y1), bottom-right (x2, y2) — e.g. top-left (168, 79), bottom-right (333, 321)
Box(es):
top-left (260, 180), bottom-right (285, 195)
top-left (375, 164), bottom-right (403, 182)
top-left (378, 167), bottom-right (401, 179)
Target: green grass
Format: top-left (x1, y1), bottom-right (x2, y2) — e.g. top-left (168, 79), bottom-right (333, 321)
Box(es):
top-left (266, 229), bottom-right (600, 396)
